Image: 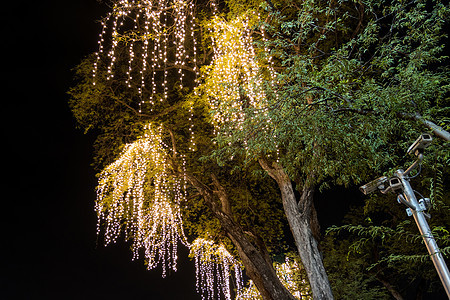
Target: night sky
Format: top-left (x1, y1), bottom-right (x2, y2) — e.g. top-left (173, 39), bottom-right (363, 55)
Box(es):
top-left (5, 1), bottom-right (200, 299)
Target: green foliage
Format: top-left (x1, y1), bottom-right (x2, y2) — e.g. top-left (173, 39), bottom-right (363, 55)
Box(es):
top-left (324, 185), bottom-right (450, 297)
top-left (429, 142), bottom-right (450, 211)
top-left (197, 0), bottom-right (449, 193)
top-left (323, 234), bottom-right (390, 299)
top-left (267, 0), bottom-right (449, 184)
top-left (322, 123), bottom-right (449, 298)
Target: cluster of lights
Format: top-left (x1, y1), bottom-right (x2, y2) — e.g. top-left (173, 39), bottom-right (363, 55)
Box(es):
top-left (237, 256), bottom-right (311, 300)
top-left (96, 123), bottom-right (189, 277)
top-left (96, 134), bottom-right (252, 292)
top-left (202, 14), bottom-right (278, 156)
top-left (94, 124), bottom-right (249, 293)
top-left (206, 16), bottom-right (263, 130)
top-left (275, 256), bottom-right (311, 299)
top-left (92, 0), bottom-right (197, 143)
top-left (190, 238), bottom-right (244, 300)
top-left (235, 281), bottom-right (261, 300)
top-left (94, 120), bottom-right (255, 295)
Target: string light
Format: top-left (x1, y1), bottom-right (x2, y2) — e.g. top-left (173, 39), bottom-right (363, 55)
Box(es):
top-left (190, 238), bottom-right (244, 300)
top-left (237, 256), bottom-right (312, 300)
top-left (96, 123), bottom-right (189, 277)
top-left (92, 0), bottom-right (197, 141)
top-left (202, 14), bottom-right (279, 157)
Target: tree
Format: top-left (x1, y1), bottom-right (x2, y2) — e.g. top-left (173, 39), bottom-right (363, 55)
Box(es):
top-left (70, 0), bottom-right (449, 299)
top-left (72, 1), bottom-right (305, 299)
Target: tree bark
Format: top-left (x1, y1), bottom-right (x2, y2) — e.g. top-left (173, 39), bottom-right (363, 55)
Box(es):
top-left (376, 275), bottom-right (404, 300)
top-left (184, 172), bottom-right (297, 300)
top-left (259, 158), bottom-right (334, 300)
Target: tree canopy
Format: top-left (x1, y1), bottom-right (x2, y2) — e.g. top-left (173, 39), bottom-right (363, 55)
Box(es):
top-left (70, 0), bottom-right (449, 299)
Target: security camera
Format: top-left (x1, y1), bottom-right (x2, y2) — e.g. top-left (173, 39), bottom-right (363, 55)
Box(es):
top-left (360, 176), bottom-right (388, 195)
top-left (407, 134), bottom-right (432, 155)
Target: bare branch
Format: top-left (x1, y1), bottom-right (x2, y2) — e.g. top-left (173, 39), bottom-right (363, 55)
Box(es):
top-left (402, 113), bottom-right (450, 141)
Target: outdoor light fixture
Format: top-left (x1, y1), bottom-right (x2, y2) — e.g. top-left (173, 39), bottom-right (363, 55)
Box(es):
top-left (360, 134), bottom-right (450, 298)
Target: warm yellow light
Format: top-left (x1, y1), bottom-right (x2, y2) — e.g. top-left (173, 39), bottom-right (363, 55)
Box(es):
top-left (190, 238), bottom-right (244, 300)
top-left (96, 123), bottom-right (189, 277)
top-left (92, 0), bottom-right (197, 147)
top-left (200, 14), bottom-right (279, 158)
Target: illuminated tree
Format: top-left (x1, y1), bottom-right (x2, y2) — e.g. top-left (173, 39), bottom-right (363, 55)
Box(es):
top-left (74, 1), bottom-right (302, 299)
top-left (70, 0), bottom-right (449, 299)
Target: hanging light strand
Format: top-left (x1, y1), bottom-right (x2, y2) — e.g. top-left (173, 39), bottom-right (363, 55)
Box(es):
top-left (199, 12), bottom-right (283, 161)
top-left (92, 0), bottom-right (197, 115)
top-left (96, 123), bottom-right (190, 277)
top-left (190, 238), bottom-right (244, 300)
top-left (204, 15), bottom-right (276, 153)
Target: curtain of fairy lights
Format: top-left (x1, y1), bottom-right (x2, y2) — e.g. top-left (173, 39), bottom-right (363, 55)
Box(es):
top-left (200, 14), bottom-right (279, 156)
top-left (190, 238), bottom-right (245, 300)
top-left (96, 124), bottom-right (190, 277)
top-left (93, 0), bottom-right (198, 115)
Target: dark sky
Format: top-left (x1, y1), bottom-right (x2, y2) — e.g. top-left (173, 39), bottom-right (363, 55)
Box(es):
top-left (4, 1), bottom-right (200, 299)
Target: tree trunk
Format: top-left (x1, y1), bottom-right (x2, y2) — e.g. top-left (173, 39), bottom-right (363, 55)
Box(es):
top-left (185, 172), bottom-right (297, 300)
top-left (259, 159), bottom-right (334, 300)
top-left (376, 275), bottom-right (404, 300)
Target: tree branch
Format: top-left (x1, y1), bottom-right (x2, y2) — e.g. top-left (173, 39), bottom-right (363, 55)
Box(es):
top-left (258, 158), bottom-right (290, 186)
top-left (287, 85), bottom-right (450, 142)
top-left (376, 275), bottom-right (404, 300)
top-left (211, 174), bottom-right (233, 216)
top-left (166, 126), bottom-right (177, 161)
top-left (109, 87), bottom-right (153, 118)
top-left (408, 113), bottom-right (450, 141)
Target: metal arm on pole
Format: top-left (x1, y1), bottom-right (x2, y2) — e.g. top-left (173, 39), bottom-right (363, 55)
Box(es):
top-left (403, 153), bottom-right (423, 177)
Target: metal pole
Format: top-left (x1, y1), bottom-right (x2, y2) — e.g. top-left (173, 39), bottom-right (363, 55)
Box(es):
top-left (396, 169), bottom-right (450, 298)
